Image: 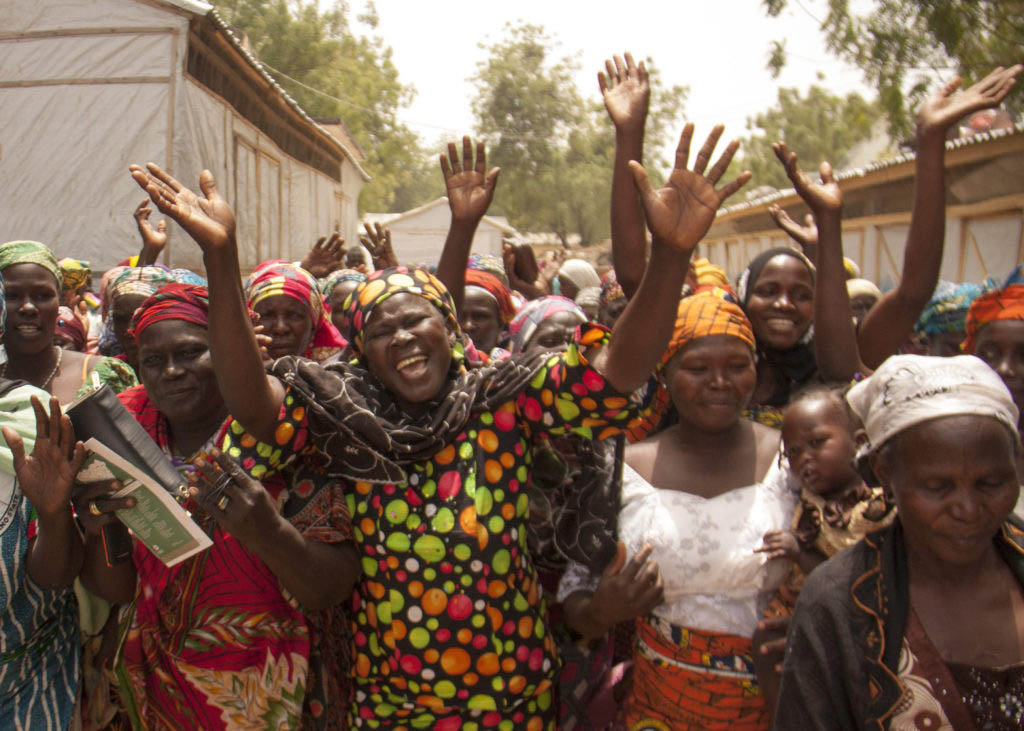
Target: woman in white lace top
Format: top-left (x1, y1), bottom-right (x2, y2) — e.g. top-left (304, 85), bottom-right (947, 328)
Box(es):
top-left (560, 291), bottom-right (798, 730)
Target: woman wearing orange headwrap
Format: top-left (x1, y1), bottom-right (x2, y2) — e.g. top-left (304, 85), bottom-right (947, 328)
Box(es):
top-left (561, 291), bottom-right (795, 730)
top-left (963, 279), bottom-right (1024, 483)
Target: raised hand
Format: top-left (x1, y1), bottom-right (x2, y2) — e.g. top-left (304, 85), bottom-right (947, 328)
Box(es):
top-left (4, 396), bottom-right (86, 520)
top-left (918, 64), bottom-right (1023, 138)
top-left (630, 124), bottom-right (751, 252)
top-left (129, 164), bottom-right (235, 254)
top-left (133, 199), bottom-right (168, 250)
top-left (440, 136), bottom-right (500, 224)
top-left (300, 231), bottom-right (344, 278)
top-left (771, 142), bottom-right (842, 217)
top-left (768, 205), bottom-right (818, 249)
top-left (598, 52), bottom-right (649, 132)
top-left (359, 222), bottom-right (398, 270)
top-left (190, 448), bottom-right (281, 548)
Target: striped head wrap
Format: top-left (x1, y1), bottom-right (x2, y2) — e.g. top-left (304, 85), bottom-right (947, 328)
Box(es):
top-left (109, 266), bottom-right (176, 301)
top-left (128, 283), bottom-right (216, 341)
top-left (320, 268), bottom-right (367, 298)
top-left (0, 241), bottom-right (63, 288)
top-left (505, 296), bottom-right (585, 355)
top-left (245, 260), bottom-right (346, 358)
top-left (467, 253), bottom-right (509, 287)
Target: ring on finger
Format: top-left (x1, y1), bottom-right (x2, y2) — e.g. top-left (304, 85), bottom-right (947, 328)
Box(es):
top-left (216, 495), bottom-right (230, 511)
top-left (88, 500), bottom-right (102, 516)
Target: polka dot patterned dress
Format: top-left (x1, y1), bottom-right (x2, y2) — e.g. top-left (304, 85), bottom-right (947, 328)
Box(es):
top-left (231, 331), bottom-right (644, 730)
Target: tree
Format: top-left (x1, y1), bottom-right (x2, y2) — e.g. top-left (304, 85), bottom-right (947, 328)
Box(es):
top-left (736, 84), bottom-right (881, 190)
top-left (211, 0), bottom-right (436, 213)
top-left (763, 0), bottom-right (1024, 139)
top-left (471, 23), bottom-right (686, 245)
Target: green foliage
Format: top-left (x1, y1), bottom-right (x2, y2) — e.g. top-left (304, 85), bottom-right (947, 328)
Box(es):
top-left (211, 0), bottom-right (436, 213)
top-left (763, 0), bottom-right (1024, 139)
top-left (471, 23), bottom-right (686, 245)
top-left (737, 85), bottom-right (882, 190)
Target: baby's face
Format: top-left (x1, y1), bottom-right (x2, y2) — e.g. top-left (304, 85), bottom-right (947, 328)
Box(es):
top-left (782, 397), bottom-right (859, 496)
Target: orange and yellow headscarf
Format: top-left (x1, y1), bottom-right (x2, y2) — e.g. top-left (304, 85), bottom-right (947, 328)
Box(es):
top-left (627, 291), bottom-right (755, 442)
top-left (962, 284), bottom-right (1024, 353)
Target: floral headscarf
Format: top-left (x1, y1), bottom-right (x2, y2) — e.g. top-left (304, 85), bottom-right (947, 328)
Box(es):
top-left (505, 296), bottom-right (586, 355)
top-left (245, 260), bottom-right (346, 360)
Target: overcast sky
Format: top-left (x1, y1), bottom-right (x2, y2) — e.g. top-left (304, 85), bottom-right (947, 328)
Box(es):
top-left (356, 0), bottom-right (880, 153)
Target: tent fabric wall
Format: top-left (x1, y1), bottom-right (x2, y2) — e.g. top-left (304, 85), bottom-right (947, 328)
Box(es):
top-left (1, 0), bottom-right (364, 276)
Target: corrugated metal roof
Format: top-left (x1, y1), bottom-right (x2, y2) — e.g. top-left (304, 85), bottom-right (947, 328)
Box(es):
top-left (719, 122), bottom-right (1024, 216)
top-left (157, 0), bottom-right (371, 182)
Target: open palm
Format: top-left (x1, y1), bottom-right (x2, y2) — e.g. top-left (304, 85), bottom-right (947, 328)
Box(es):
top-left (599, 53), bottom-right (649, 131)
top-left (918, 65), bottom-right (1022, 135)
top-left (441, 137), bottom-right (500, 223)
top-left (5, 396), bottom-right (85, 519)
top-left (130, 164), bottom-right (236, 253)
top-left (630, 124), bottom-right (751, 252)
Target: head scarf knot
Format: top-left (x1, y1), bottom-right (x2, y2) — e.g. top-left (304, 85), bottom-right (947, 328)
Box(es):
top-left (245, 260), bottom-right (346, 358)
top-left (0, 241), bottom-right (63, 288)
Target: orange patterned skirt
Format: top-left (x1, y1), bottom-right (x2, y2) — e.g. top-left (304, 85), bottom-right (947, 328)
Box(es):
top-left (625, 616), bottom-right (770, 730)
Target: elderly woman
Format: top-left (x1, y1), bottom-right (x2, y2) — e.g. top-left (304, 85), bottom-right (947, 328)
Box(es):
top-left (0, 271), bottom-right (90, 728)
top-left (776, 354), bottom-right (1024, 729)
top-left (130, 123), bottom-right (751, 727)
top-left (245, 260), bottom-right (346, 362)
top-left (0, 241), bottom-right (137, 404)
top-left (77, 283), bottom-right (358, 729)
top-left (564, 292), bottom-right (796, 729)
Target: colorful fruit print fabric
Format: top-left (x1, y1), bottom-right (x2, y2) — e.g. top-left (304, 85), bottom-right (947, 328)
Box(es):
top-left (229, 326), bottom-right (647, 729)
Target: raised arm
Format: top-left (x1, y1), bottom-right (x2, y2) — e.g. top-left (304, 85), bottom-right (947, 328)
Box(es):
top-left (434, 137), bottom-right (500, 312)
top-left (133, 199), bottom-right (168, 266)
top-left (8, 396), bottom-right (86, 589)
top-left (591, 124), bottom-right (751, 392)
top-left (299, 231), bottom-right (345, 278)
top-left (130, 164), bottom-right (284, 442)
top-left (858, 64), bottom-right (1022, 367)
top-left (773, 143), bottom-right (865, 379)
top-left (600, 52), bottom-right (650, 298)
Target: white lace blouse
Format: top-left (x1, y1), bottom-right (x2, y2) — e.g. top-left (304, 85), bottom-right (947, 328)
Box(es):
top-left (559, 459), bottom-right (799, 638)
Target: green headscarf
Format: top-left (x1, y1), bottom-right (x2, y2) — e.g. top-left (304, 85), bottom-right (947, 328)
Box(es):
top-left (0, 241), bottom-right (63, 288)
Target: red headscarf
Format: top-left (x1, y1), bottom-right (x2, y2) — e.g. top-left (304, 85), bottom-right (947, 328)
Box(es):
top-left (465, 269), bottom-right (517, 324)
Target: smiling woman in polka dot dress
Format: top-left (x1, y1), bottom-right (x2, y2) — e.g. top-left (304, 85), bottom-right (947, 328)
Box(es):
top-left (130, 125), bottom-right (752, 729)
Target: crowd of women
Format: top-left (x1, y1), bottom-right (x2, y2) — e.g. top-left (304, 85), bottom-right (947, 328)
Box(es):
top-left (2, 52), bottom-right (1024, 730)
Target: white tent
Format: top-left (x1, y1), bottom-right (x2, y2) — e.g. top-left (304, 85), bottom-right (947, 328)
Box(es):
top-left (0, 0), bottom-right (369, 274)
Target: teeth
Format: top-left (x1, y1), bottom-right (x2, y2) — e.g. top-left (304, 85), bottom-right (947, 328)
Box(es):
top-left (396, 355), bottom-right (427, 370)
